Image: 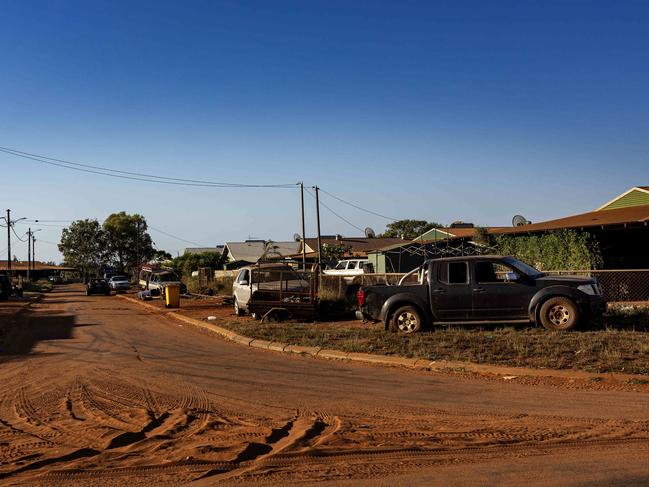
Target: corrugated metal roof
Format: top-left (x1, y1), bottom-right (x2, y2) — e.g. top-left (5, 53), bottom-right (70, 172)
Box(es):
top-left (493, 203), bottom-right (649, 235)
top-left (224, 241), bottom-right (301, 263)
top-left (184, 246), bottom-right (224, 255)
top-left (303, 237), bottom-right (404, 256)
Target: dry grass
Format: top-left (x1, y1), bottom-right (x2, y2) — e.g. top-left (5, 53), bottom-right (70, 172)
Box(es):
top-left (220, 307), bottom-right (649, 375)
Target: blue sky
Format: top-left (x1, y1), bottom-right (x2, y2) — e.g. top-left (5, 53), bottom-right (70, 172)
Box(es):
top-left (2, 1), bottom-right (648, 261)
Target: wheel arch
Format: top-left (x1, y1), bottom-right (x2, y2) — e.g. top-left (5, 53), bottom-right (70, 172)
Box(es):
top-left (381, 295), bottom-right (430, 327)
top-left (529, 287), bottom-right (580, 324)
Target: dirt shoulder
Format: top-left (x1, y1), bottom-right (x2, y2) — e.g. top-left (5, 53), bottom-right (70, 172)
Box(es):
top-left (117, 294), bottom-right (649, 390)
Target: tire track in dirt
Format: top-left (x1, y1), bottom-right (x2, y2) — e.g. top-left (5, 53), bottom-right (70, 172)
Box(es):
top-left (4, 286), bottom-right (649, 486)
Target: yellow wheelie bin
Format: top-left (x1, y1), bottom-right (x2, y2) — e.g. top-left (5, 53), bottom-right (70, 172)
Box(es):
top-left (164, 284), bottom-right (180, 308)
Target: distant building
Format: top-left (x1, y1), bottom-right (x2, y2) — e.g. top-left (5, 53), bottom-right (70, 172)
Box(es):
top-left (222, 240), bottom-right (301, 269)
top-left (183, 246), bottom-right (224, 255)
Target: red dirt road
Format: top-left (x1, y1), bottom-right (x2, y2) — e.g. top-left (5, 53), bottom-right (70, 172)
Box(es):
top-left (1, 285), bottom-right (649, 486)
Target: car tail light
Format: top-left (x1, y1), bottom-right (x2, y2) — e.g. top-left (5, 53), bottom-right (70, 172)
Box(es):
top-left (356, 288), bottom-right (365, 306)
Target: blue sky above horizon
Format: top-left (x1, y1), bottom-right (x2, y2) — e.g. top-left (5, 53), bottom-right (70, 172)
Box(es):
top-left (2, 0), bottom-right (648, 261)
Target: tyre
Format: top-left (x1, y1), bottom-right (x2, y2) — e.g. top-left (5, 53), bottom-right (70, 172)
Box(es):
top-left (539, 297), bottom-right (579, 331)
top-left (392, 305), bottom-right (423, 334)
top-left (86, 290), bottom-right (91, 296)
top-left (234, 297), bottom-right (244, 317)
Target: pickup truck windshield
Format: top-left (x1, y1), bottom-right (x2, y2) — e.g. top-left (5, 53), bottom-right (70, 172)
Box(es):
top-left (158, 273), bottom-right (179, 282)
top-left (504, 257), bottom-right (544, 278)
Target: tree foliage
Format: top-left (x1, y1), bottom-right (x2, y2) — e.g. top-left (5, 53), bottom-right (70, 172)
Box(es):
top-left (103, 212), bottom-right (155, 271)
top-left (321, 242), bottom-right (353, 261)
top-left (59, 213), bottom-right (162, 276)
top-left (58, 219), bottom-right (110, 278)
top-left (170, 251), bottom-right (224, 278)
top-left (380, 219), bottom-right (445, 239)
top-left (493, 229), bottom-right (603, 271)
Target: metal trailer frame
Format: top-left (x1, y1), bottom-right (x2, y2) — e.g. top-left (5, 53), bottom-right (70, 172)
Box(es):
top-left (246, 262), bottom-right (319, 322)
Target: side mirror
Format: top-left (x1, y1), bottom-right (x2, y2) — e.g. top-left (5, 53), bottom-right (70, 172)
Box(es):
top-left (505, 271), bottom-right (520, 282)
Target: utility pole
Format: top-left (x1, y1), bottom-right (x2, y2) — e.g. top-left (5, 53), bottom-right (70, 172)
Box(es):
top-left (32, 235), bottom-right (36, 271)
top-left (313, 186), bottom-right (322, 269)
top-left (300, 182), bottom-right (306, 270)
top-left (27, 227), bottom-right (31, 281)
top-left (136, 219), bottom-right (140, 281)
top-left (6, 209), bottom-right (11, 275)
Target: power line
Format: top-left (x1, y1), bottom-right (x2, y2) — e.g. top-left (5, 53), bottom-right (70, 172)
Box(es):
top-left (319, 188), bottom-right (397, 221)
top-left (15, 221), bottom-right (67, 228)
top-left (147, 225), bottom-right (206, 247)
top-left (305, 187), bottom-right (365, 233)
top-left (0, 146), bottom-right (298, 189)
top-left (35, 239), bottom-right (59, 246)
top-left (10, 226), bottom-right (28, 242)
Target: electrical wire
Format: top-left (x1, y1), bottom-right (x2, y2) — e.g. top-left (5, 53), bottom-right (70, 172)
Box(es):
top-left (305, 188), bottom-right (365, 233)
top-left (319, 188), bottom-right (397, 221)
top-left (147, 225), bottom-right (206, 247)
top-left (34, 239), bottom-right (59, 246)
top-left (10, 225), bottom-right (28, 242)
top-left (15, 221), bottom-right (67, 228)
top-left (0, 146), bottom-right (298, 189)
top-left (23, 219), bottom-right (73, 223)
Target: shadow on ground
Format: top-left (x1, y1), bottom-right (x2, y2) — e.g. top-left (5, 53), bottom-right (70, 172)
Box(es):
top-left (0, 311), bottom-right (76, 356)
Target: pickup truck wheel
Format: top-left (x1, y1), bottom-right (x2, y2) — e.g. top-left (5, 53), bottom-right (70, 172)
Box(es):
top-left (234, 297), bottom-right (244, 317)
top-left (539, 297), bottom-right (579, 331)
top-left (393, 306), bottom-right (422, 334)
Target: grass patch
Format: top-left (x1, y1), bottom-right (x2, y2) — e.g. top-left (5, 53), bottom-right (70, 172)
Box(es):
top-left (220, 306), bottom-right (649, 375)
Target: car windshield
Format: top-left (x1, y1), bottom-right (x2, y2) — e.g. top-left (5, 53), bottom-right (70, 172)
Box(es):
top-left (334, 261), bottom-right (347, 270)
top-left (158, 273), bottom-right (179, 282)
top-left (113, 276), bottom-right (128, 282)
top-left (504, 257), bottom-right (544, 278)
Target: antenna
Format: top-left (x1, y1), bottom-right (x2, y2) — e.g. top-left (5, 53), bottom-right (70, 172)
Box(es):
top-left (293, 233), bottom-right (302, 242)
top-left (364, 227), bottom-right (376, 238)
top-left (512, 215), bottom-right (531, 227)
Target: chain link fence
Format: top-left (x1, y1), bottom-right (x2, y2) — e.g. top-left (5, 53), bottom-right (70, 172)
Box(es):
top-left (321, 270), bottom-right (649, 303)
top-left (546, 270), bottom-right (649, 302)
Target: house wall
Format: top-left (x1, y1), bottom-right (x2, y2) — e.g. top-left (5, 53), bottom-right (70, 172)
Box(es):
top-left (601, 189), bottom-right (649, 211)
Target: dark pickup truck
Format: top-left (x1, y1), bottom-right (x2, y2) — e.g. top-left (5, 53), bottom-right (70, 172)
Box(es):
top-left (357, 255), bottom-right (606, 332)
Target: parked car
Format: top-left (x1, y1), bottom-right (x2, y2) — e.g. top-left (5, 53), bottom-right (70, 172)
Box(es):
top-left (86, 278), bottom-right (112, 296)
top-left (48, 275), bottom-right (63, 284)
top-left (323, 259), bottom-right (374, 282)
top-left (232, 263), bottom-right (309, 316)
top-left (108, 275), bottom-right (130, 292)
top-left (357, 255), bottom-right (606, 333)
top-left (139, 268), bottom-right (187, 295)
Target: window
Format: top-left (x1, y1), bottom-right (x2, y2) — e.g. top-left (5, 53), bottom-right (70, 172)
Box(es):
top-left (439, 262), bottom-right (469, 284)
top-left (347, 261), bottom-right (358, 269)
top-left (236, 269), bottom-right (249, 283)
top-left (334, 261), bottom-right (347, 270)
top-left (475, 262), bottom-right (515, 284)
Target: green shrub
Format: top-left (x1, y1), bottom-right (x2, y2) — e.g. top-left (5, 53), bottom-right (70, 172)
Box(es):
top-left (493, 229), bottom-right (602, 270)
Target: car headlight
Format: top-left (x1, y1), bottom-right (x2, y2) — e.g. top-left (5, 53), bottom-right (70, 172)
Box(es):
top-left (577, 284), bottom-right (599, 296)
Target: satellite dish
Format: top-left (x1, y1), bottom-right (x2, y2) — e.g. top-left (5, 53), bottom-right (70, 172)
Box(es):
top-left (364, 227), bottom-right (376, 238)
top-left (512, 215), bottom-right (531, 227)
top-left (293, 233), bottom-right (302, 242)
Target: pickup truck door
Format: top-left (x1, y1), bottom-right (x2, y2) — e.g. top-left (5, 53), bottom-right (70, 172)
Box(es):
top-left (471, 260), bottom-right (534, 320)
top-left (429, 261), bottom-right (473, 321)
top-left (233, 269), bottom-right (252, 309)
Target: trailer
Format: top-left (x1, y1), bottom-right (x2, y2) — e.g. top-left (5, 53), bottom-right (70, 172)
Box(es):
top-left (245, 263), bottom-right (318, 322)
